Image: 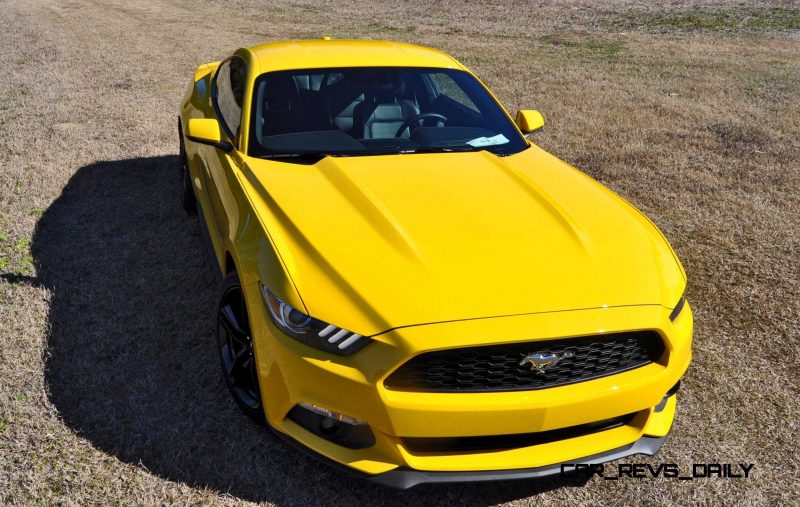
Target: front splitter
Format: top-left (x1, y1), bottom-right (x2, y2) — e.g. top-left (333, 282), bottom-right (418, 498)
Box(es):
top-left (269, 425), bottom-right (667, 489)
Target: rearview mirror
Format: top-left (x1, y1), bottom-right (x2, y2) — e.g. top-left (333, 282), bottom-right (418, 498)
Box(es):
top-left (185, 118), bottom-right (232, 152)
top-left (515, 110), bottom-right (545, 134)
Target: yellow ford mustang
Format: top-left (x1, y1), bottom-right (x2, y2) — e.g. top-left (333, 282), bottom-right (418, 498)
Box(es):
top-left (178, 39), bottom-right (692, 488)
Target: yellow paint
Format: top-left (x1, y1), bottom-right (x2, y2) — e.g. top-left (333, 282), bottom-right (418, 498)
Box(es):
top-left (246, 39), bottom-right (465, 74)
top-left (185, 118), bottom-right (222, 145)
top-left (644, 395), bottom-right (677, 437)
top-left (515, 109), bottom-right (545, 132)
top-left (181, 39), bottom-right (692, 477)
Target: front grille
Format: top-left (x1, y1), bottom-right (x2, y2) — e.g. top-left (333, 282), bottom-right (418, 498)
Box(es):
top-left (384, 331), bottom-right (664, 392)
top-left (403, 413), bottom-right (636, 453)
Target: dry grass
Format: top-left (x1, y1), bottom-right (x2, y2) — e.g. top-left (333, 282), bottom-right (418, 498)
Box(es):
top-left (1, 0), bottom-right (799, 505)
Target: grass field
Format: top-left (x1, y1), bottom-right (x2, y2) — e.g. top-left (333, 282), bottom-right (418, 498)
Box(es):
top-left (1, 0), bottom-right (798, 505)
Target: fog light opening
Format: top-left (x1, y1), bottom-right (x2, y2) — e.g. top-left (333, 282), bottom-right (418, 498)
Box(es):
top-left (319, 416), bottom-right (340, 436)
top-left (287, 402), bottom-right (376, 449)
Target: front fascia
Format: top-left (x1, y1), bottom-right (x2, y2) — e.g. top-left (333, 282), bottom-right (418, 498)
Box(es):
top-left (243, 277), bottom-right (693, 474)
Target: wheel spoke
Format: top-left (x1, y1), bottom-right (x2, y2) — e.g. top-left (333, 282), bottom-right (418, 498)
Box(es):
top-left (230, 348), bottom-right (250, 377)
top-left (219, 303), bottom-right (249, 344)
top-left (217, 283), bottom-right (263, 415)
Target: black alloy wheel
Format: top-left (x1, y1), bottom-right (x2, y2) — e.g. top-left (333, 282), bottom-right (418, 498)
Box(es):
top-left (217, 272), bottom-right (265, 423)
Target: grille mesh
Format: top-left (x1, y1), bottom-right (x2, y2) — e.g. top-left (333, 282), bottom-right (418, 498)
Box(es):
top-left (384, 331), bottom-right (664, 392)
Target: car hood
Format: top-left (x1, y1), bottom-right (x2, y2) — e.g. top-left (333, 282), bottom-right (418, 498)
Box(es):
top-left (243, 145), bottom-right (685, 336)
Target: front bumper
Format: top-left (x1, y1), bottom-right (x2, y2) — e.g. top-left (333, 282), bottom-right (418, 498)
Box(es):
top-left (272, 425), bottom-right (668, 489)
top-left (245, 280), bottom-right (693, 483)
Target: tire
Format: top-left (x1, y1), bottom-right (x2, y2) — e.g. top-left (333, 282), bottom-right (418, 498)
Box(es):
top-left (179, 123), bottom-right (197, 214)
top-left (216, 272), bottom-right (266, 424)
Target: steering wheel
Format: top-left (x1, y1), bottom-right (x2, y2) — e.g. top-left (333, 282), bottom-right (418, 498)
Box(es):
top-left (395, 113), bottom-right (449, 138)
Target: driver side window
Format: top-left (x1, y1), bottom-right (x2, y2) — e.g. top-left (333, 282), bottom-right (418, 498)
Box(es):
top-left (214, 58), bottom-right (246, 142)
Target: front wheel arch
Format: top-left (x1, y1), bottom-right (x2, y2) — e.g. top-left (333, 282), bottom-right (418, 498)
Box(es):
top-left (224, 252), bottom-right (236, 275)
top-left (178, 118), bottom-right (197, 214)
top-left (216, 270), bottom-right (266, 424)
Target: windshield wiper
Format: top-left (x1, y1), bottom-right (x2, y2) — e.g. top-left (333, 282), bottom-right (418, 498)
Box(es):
top-left (256, 146), bottom-right (492, 161)
top-left (256, 152), bottom-right (337, 165)
top-left (409, 145), bottom-right (490, 154)
top-left (258, 151), bottom-right (329, 159)
top-left (258, 149), bottom-right (419, 160)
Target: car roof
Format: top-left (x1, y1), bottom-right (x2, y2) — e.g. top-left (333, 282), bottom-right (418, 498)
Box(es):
top-left (245, 39), bottom-right (466, 74)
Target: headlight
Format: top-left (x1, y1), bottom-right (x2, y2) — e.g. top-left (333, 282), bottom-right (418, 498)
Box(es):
top-left (259, 283), bottom-right (371, 356)
top-left (669, 292), bottom-right (687, 322)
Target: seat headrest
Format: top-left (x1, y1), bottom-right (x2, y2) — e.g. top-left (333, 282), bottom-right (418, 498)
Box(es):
top-left (370, 79), bottom-right (406, 104)
top-left (343, 69), bottom-right (405, 103)
top-left (263, 75), bottom-right (300, 112)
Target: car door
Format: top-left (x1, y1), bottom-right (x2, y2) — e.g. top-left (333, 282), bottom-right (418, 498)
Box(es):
top-left (203, 57), bottom-right (247, 262)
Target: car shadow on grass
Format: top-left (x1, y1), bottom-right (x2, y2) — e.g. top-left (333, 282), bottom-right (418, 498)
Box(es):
top-left (29, 155), bottom-right (589, 505)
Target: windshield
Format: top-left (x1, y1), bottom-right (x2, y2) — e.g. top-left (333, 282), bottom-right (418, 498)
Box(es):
top-left (248, 67), bottom-right (528, 158)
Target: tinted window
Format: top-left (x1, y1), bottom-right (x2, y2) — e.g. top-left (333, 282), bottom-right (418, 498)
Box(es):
top-left (429, 72), bottom-right (478, 112)
top-left (214, 58), bottom-right (246, 139)
top-left (248, 67), bottom-right (527, 159)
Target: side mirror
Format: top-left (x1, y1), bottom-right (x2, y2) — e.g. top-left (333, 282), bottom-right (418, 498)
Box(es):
top-left (185, 118), bottom-right (232, 152)
top-left (515, 110), bottom-right (545, 134)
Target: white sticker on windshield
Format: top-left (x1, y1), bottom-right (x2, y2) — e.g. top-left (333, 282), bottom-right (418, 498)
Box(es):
top-left (466, 133), bottom-right (510, 147)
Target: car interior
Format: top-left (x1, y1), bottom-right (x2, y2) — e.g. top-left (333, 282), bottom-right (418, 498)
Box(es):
top-left (250, 67), bottom-right (518, 156)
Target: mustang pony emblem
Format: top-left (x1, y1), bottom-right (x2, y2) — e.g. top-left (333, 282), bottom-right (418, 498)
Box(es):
top-left (519, 351), bottom-right (575, 373)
